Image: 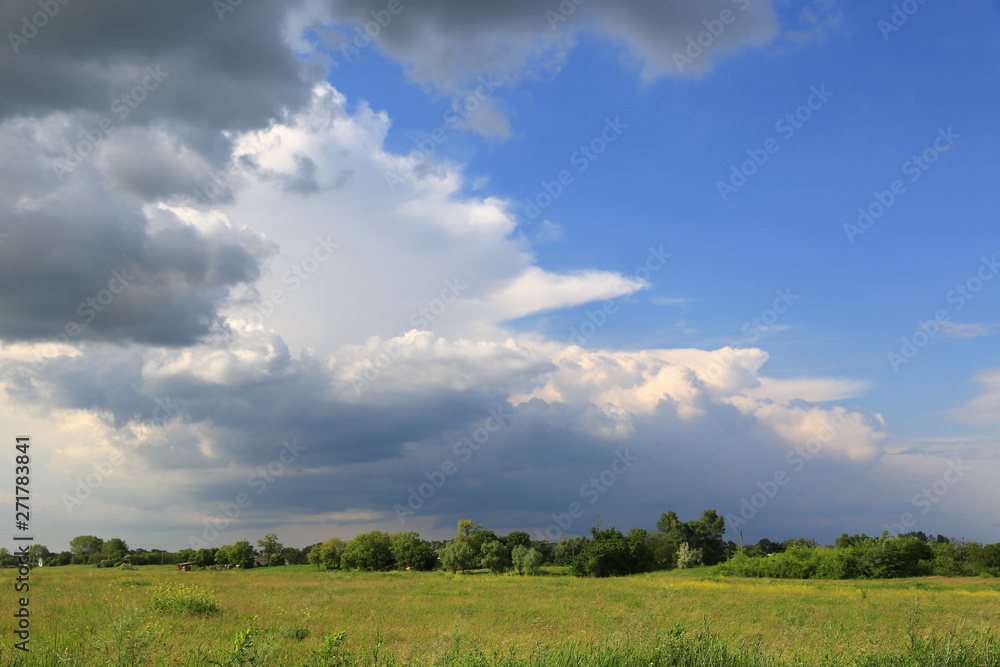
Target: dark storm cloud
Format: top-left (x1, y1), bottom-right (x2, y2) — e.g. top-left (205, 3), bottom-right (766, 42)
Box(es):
top-left (0, 194), bottom-right (271, 346)
top-left (0, 0), bottom-right (316, 133)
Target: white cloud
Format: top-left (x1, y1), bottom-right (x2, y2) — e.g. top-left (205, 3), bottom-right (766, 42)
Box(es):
top-left (942, 368), bottom-right (1000, 425)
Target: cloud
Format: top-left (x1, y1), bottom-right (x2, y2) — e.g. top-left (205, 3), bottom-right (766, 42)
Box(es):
top-left (941, 368), bottom-right (1000, 425)
top-left (0, 0), bottom-right (317, 136)
top-left (0, 144), bottom-right (273, 346)
top-left (651, 297), bottom-right (694, 307)
top-left (312, 0), bottom-right (783, 93)
top-left (0, 26), bottom-right (896, 548)
top-left (940, 322), bottom-right (999, 338)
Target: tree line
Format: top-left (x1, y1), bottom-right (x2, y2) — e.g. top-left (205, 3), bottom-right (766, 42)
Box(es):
top-left (8, 513), bottom-right (998, 580)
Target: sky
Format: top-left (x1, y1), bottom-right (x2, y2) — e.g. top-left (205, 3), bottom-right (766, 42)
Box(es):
top-left (0, 0), bottom-right (998, 554)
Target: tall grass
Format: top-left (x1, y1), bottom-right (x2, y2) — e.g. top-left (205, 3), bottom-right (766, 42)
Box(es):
top-left (2, 565), bottom-right (998, 665)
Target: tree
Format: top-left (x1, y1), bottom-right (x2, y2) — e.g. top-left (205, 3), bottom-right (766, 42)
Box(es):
top-left (513, 545), bottom-right (544, 576)
top-left (69, 535), bottom-right (104, 557)
top-left (269, 553), bottom-right (285, 566)
top-left (390, 532), bottom-right (437, 571)
top-left (553, 536), bottom-right (588, 565)
top-left (195, 548), bottom-right (218, 568)
top-left (308, 537), bottom-right (347, 571)
top-left (677, 542), bottom-right (702, 568)
top-left (758, 538), bottom-right (787, 554)
top-left (340, 531), bottom-right (395, 571)
top-left (503, 532), bottom-right (531, 550)
top-left (216, 545), bottom-right (234, 566)
top-left (28, 544), bottom-right (50, 564)
top-left (479, 540), bottom-right (512, 574)
top-left (532, 540), bottom-right (555, 564)
top-left (511, 545), bottom-right (529, 575)
top-left (523, 548), bottom-right (545, 575)
top-left (627, 528), bottom-right (656, 572)
top-left (231, 541), bottom-right (256, 569)
top-left (439, 541), bottom-right (475, 574)
top-left (258, 533), bottom-right (283, 559)
top-left (102, 538), bottom-right (129, 558)
top-left (455, 520), bottom-right (482, 542)
top-left (656, 510), bottom-right (727, 565)
top-left (281, 547), bottom-right (307, 565)
top-left (572, 527), bottom-right (651, 578)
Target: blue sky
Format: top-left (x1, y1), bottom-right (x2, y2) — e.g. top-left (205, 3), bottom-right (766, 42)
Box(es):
top-left (329, 1), bottom-right (999, 442)
top-left (0, 0), bottom-right (998, 552)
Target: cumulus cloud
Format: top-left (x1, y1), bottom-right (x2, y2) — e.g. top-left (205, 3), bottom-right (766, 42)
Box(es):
top-left (0, 1), bottom-right (894, 548)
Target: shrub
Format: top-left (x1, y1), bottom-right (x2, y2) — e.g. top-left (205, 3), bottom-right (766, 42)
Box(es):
top-left (151, 583), bottom-right (220, 615)
top-left (677, 543), bottom-right (702, 569)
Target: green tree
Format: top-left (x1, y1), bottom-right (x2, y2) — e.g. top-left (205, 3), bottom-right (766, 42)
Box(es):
top-left (439, 541), bottom-right (475, 573)
top-left (523, 548), bottom-right (545, 575)
top-left (28, 544), bottom-right (50, 564)
top-left (257, 533), bottom-right (283, 559)
top-left (102, 538), bottom-right (129, 557)
top-left (215, 545), bottom-right (234, 566)
top-left (308, 537), bottom-right (346, 570)
top-left (390, 532), bottom-right (437, 570)
top-left (503, 531), bottom-right (531, 550)
top-left (69, 535), bottom-right (104, 557)
top-left (479, 540), bottom-right (512, 574)
top-left (511, 544), bottom-right (529, 575)
top-left (572, 527), bottom-right (651, 578)
top-left (281, 547), bottom-right (307, 565)
top-left (340, 531), bottom-right (395, 571)
top-left (231, 541), bottom-right (256, 569)
top-left (455, 520), bottom-right (482, 542)
top-left (195, 548), bottom-right (218, 568)
top-left (553, 536), bottom-right (588, 565)
top-left (656, 510), bottom-right (727, 565)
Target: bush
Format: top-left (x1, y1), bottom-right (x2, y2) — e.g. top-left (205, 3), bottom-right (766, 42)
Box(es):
top-left (677, 543), bottom-right (702, 569)
top-left (151, 584), bottom-right (219, 614)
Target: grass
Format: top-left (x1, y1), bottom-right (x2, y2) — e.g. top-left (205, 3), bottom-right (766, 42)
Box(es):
top-left (1, 564), bottom-right (998, 665)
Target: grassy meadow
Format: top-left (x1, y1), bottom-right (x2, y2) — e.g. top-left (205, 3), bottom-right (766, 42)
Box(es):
top-left (2, 564), bottom-right (999, 665)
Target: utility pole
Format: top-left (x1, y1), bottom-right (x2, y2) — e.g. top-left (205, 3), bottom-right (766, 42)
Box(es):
top-left (740, 531), bottom-right (743, 550)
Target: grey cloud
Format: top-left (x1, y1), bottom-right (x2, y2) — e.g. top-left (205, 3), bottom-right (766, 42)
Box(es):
top-left (0, 0), bottom-right (316, 134)
top-left (321, 0), bottom-right (781, 90)
top-left (0, 193), bottom-right (272, 346)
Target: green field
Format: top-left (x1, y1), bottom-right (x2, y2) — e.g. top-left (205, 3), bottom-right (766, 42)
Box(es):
top-left (2, 565), bottom-right (999, 665)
